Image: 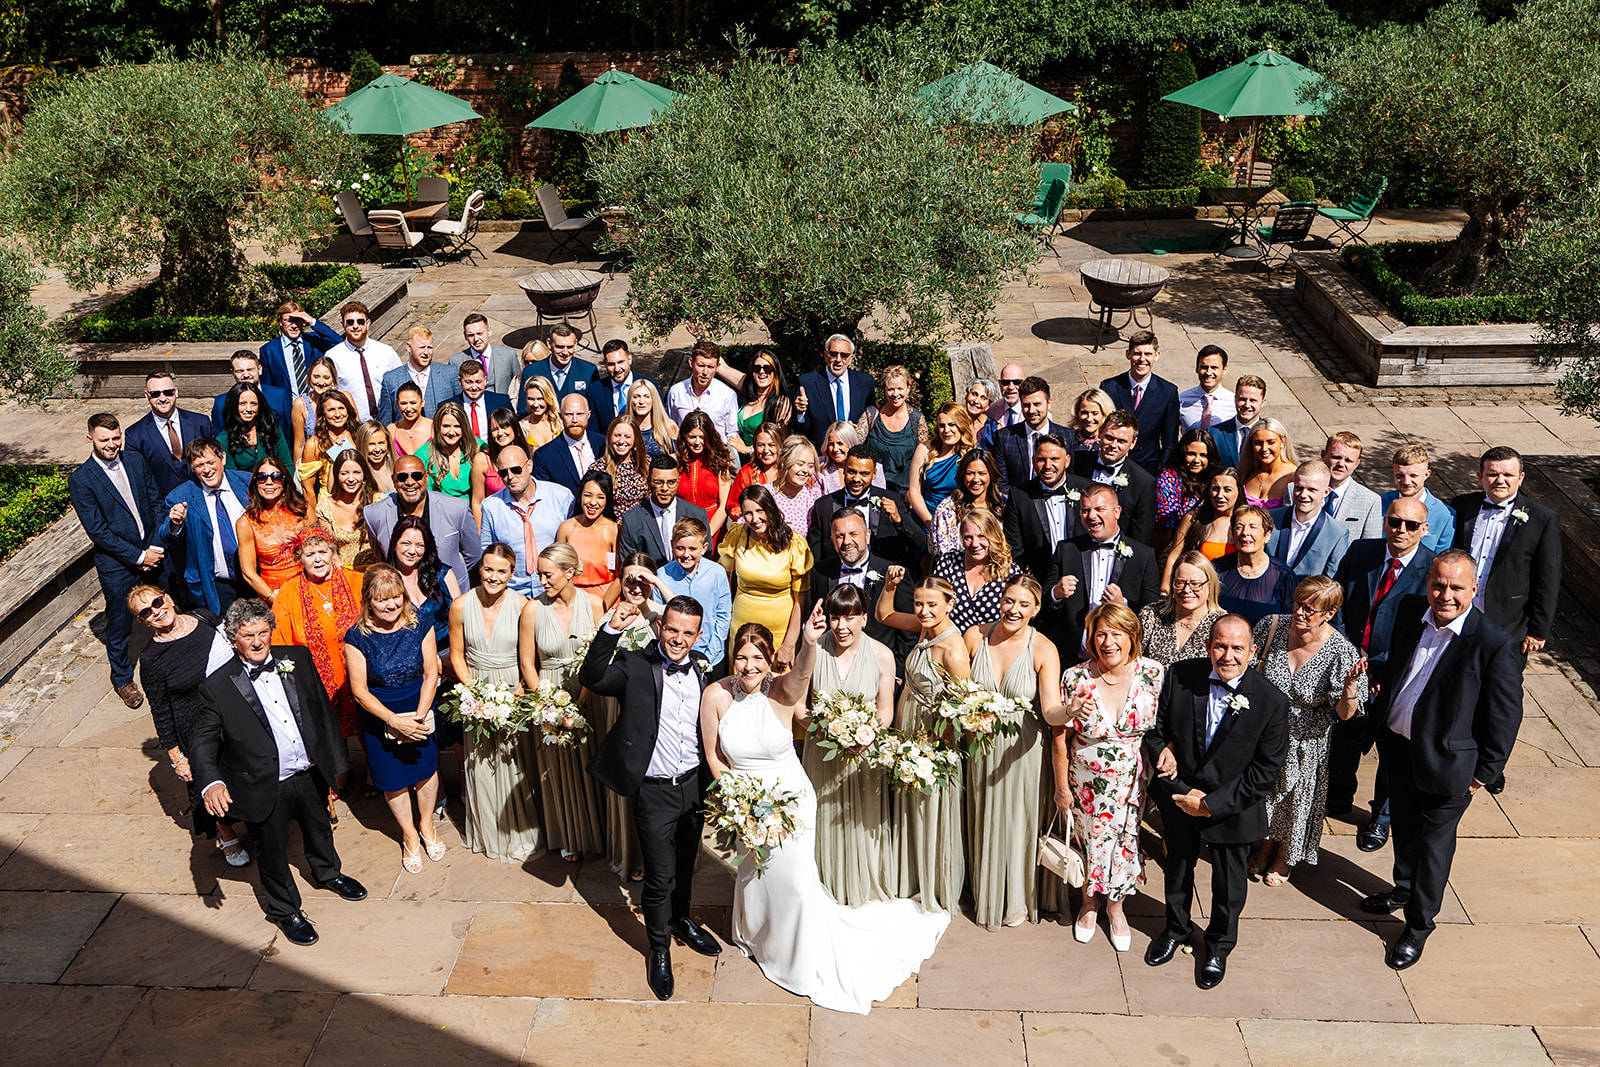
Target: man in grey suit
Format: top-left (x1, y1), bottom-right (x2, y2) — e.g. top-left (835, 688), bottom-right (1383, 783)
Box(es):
top-left (364, 455), bottom-right (482, 590)
top-left (377, 328), bottom-right (458, 424)
top-left (1268, 460), bottom-right (1351, 580)
top-left (450, 313), bottom-right (521, 398)
top-left (618, 456), bottom-right (709, 565)
top-left (1322, 431), bottom-right (1384, 541)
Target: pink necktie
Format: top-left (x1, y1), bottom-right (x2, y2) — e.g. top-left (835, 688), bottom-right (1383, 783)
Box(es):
top-left (1200, 392), bottom-right (1212, 429)
top-left (1133, 382), bottom-right (1144, 410)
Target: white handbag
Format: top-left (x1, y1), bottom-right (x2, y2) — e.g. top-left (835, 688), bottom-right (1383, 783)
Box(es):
top-left (1038, 804), bottom-right (1087, 889)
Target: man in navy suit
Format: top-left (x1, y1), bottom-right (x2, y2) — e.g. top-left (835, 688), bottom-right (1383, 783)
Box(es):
top-left (1267, 460), bottom-right (1351, 580)
top-left (1208, 375), bottom-right (1266, 469)
top-left (520, 323), bottom-right (597, 406)
top-left (125, 371), bottom-right (213, 500)
top-left (588, 338), bottom-right (657, 432)
top-left (1069, 410), bottom-right (1157, 544)
top-left (532, 393), bottom-right (606, 495)
top-left (1451, 445), bottom-right (1561, 656)
top-left (450, 313), bottom-right (521, 398)
top-left (451, 359), bottom-right (512, 442)
top-left (258, 302), bottom-right (341, 399)
top-left (992, 376), bottom-right (1071, 496)
top-left (212, 351), bottom-right (292, 430)
top-left (159, 438), bottom-right (252, 613)
top-left (377, 327), bottom-right (457, 424)
top-left (68, 413), bottom-right (165, 708)
top-left (794, 334), bottom-right (876, 450)
top-left (1099, 330), bottom-right (1180, 474)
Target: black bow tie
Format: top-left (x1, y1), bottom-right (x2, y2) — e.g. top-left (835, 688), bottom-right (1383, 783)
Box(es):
top-left (663, 658), bottom-right (695, 675)
top-left (1483, 498), bottom-right (1509, 510)
top-left (840, 563), bottom-right (866, 574)
top-left (844, 496), bottom-right (871, 508)
top-left (1210, 678), bottom-right (1238, 693)
top-left (1086, 539), bottom-right (1118, 551)
top-left (247, 659), bottom-right (275, 680)
top-left (1096, 463), bottom-right (1119, 476)
top-left (1039, 484), bottom-right (1070, 498)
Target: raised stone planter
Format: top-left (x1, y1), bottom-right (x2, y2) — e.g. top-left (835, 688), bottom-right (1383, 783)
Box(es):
top-left (1292, 250), bottom-right (1554, 387)
top-left (0, 510), bottom-right (95, 684)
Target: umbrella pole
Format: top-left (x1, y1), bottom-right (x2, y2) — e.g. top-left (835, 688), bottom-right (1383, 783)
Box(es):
top-left (400, 134), bottom-right (412, 207)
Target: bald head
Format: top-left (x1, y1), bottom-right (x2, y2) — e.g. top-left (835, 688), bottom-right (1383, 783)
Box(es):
top-left (1384, 495), bottom-right (1429, 555)
top-left (999, 364), bottom-right (1026, 406)
top-left (394, 454), bottom-right (426, 504)
top-left (559, 394), bottom-right (591, 441)
top-left (496, 444), bottom-right (531, 496)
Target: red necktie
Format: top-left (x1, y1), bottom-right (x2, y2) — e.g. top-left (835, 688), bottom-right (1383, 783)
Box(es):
top-left (1362, 558), bottom-right (1405, 651)
top-left (470, 402), bottom-right (481, 440)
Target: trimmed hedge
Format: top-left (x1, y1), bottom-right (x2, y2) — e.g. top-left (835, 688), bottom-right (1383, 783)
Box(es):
top-left (80, 263), bottom-right (364, 343)
top-left (720, 340), bottom-right (954, 416)
top-left (1342, 242), bottom-right (1539, 326)
top-left (1062, 181), bottom-right (1199, 211)
top-left (0, 466), bottom-right (69, 566)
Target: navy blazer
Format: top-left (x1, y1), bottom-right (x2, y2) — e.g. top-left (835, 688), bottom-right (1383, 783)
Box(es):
top-left (1333, 539), bottom-right (1436, 673)
top-left (521, 357), bottom-right (599, 408)
top-left (531, 432), bottom-right (607, 495)
top-left (588, 374), bottom-right (659, 431)
top-left (124, 409), bottom-right (214, 499)
top-left (1099, 371), bottom-right (1180, 473)
top-left (1268, 505), bottom-right (1351, 580)
top-left (378, 364), bottom-right (459, 425)
top-left (258, 322), bottom-right (342, 396)
top-left (159, 471), bottom-right (252, 613)
top-left (1208, 417), bottom-right (1252, 469)
top-left (212, 384), bottom-right (292, 432)
top-left (68, 451), bottom-right (161, 573)
top-left (618, 499), bottom-right (709, 564)
top-left (992, 419), bottom-right (1073, 498)
top-left (1450, 492), bottom-right (1562, 643)
top-left (794, 368), bottom-right (876, 448)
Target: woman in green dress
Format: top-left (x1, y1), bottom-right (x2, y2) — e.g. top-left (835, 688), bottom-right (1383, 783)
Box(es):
top-left (804, 583), bottom-right (898, 905)
top-left (519, 542), bottom-right (604, 862)
top-left (416, 401), bottom-right (489, 523)
top-left (217, 382), bottom-right (292, 472)
top-left (731, 350), bottom-right (785, 460)
top-left (962, 574), bottom-right (1063, 929)
top-left (875, 568), bottom-right (971, 914)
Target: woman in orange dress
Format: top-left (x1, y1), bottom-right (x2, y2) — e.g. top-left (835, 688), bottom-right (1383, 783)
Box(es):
top-left (1162, 467), bottom-right (1241, 594)
top-left (236, 455), bottom-right (309, 603)
top-left (271, 528), bottom-right (364, 738)
top-left (675, 409), bottom-right (734, 542)
top-left (556, 470), bottom-right (618, 613)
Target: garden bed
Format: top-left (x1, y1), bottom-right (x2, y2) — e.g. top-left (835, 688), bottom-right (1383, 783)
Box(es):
top-left (78, 263), bottom-right (364, 343)
top-left (1341, 241), bottom-right (1540, 326)
top-left (0, 470), bottom-right (90, 684)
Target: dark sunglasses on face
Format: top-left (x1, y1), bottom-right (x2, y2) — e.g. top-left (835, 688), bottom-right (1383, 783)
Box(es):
top-left (497, 465), bottom-right (524, 479)
top-left (255, 471), bottom-right (285, 483)
top-left (1386, 516), bottom-right (1423, 532)
top-left (136, 595), bottom-right (168, 621)
top-left (147, 388), bottom-right (176, 398)
top-left (344, 317), bottom-right (367, 326)
top-left (1000, 378), bottom-right (1024, 386)
top-left (752, 364), bottom-right (775, 374)
top-left (394, 471), bottom-right (427, 483)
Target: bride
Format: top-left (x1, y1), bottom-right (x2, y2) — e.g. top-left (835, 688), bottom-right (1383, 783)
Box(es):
top-left (699, 603), bottom-right (950, 1015)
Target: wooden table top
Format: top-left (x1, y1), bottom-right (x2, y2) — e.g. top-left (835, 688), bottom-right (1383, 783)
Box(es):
top-left (519, 269), bottom-right (606, 294)
top-left (372, 202), bottom-right (448, 224)
top-left (1208, 187), bottom-right (1289, 207)
top-left (1079, 258), bottom-right (1171, 287)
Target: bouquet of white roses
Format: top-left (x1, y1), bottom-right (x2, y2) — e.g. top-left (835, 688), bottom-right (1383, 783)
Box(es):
top-left (704, 771), bottom-right (801, 875)
top-left (439, 678), bottom-right (526, 743)
top-left (870, 730), bottom-right (963, 795)
top-left (933, 667), bottom-right (1027, 756)
top-left (806, 690), bottom-right (887, 764)
top-left (518, 682), bottom-right (592, 747)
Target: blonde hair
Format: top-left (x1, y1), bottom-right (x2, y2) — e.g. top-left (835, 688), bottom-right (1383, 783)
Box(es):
top-left (521, 375), bottom-right (561, 438)
top-left (1239, 417), bottom-right (1298, 483)
top-left (933, 403), bottom-right (976, 453)
top-left (537, 542), bottom-right (581, 575)
top-left (878, 364), bottom-right (920, 407)
top-left (1072, 387), bottom-right (1116, 431)
top-left (1166, 551), bottom-right (1222, 613)
top-left (915, 576), bottom-right (958, 603)
top-left (405, 324), bottom-right (433, 341)
top-left (779, 435), bottom-right (819, 481)
top-left (358, 564), bottom-right (417, 633)
top-left (1086, 602), bottom-right (1144, 662)
top-left (1393, 444), bottom-right (1430, 467)
top-left (627, 379), bottom-right (677, 451)
top-left (960, 506), bottom-right (1013, 581)
top-left (1295, 574), bottom-right (1344, 613)
top-left (519, 339), bottom-right (550, 365)
top-left (353, 419), bottom-right (394, 482)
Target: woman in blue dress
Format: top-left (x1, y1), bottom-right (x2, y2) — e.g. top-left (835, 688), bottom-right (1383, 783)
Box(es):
top-left (906, 403), bottom-right (972, 537)
top-left (386, 515), bottom-right (461, 812)
top-left (345, 562), bottom-right (442, 875)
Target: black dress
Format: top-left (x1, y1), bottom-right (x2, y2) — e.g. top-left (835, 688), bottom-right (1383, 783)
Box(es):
top-left (138, 611), bottom-right (234, 838)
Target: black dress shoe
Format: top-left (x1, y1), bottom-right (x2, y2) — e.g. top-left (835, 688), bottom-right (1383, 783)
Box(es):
top-left (670, 917), bottom-right (722, 957)
top-left (647, 948), bottom-right (674, 1001)
top-left (1386, 932), bottom-right (1426, 970)
top-left (275, 912), bottom-right (318, 946)
top-left (1361, 890), bottom-right (1409, 914)
top-left (315, 874), bottom-right (368, 901)
top-left (1196, 952), bottom-right (1227, 989)
top-left (1357, 821), bottom-right (1390, 852)
top-left (1144, 932), bottom-right (1182, 967)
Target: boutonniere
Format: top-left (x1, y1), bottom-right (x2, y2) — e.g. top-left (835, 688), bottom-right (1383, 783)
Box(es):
top-left (1510, 507), bottom-right (1529, 524)
top-left (275, 659), bottom-right (295, 677)
top-left (865, 569), bottom-right (883, 583)
top-left (867, 495), bottom-right (883, 508)
top-left (1225, 692), bottom-right (1249, 715)
top-left (1111, 471), bottom-right (1129, 488)
top-left (1116, 541), bottom-right (1133, 559)
top-left (1065, 487), bottom-right (1082, 503)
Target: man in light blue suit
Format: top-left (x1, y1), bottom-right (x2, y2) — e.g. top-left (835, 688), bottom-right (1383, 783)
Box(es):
top-left (259, 303), bottom-right (341, 398)
top-left (159, 438), bottom-right (252, 613)
top-left (1379, 444), bottom-right (1455, 554)
top-left (377, 327), bottom-right (458, 424)
top-left (1268, 460), bottom-right (1352, 581)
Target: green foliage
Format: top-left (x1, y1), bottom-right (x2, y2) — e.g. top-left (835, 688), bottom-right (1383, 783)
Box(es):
top-left (0, 245), bottom-right (74, 405)
top-left (0, 43), bottom-right (361, 317)
top-left (500, 185), bottom-right (536, 219)
top-left (547, 60), bottom-right (595, 202)
top-left (1343, 242), bottom-right (1539, 326)
top-left (1513, 187), bottom-right (1600, 422)
top-left (587, 37), bottom-right (1041, 369)
top-left (0, 465), bottom-right (70, 565)
top-left (1033, 80), bottom-right (1128, 181)
top-left (1282, 176), bottom-right (1315, 202)
top-left (347, 50), bottom-right (383, 92)
top-left (80, 264), bottom-right (362, 343)
top-left (1138, 45), bottom-right (1200, 190)
top-left (1124, 186), bottom-right (1200, 210)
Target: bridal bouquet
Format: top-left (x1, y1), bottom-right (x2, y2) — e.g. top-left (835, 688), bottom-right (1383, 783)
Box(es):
top-left (518, 683), bottom-right (592, 747)
top-left (933, 668), bottom-right (1028, 756)
top-left (806, 690), bottom-right (887, 764)
top-left (705, 772), bottom-right (801, 875)
top-left (440, 678), bottom-right (526, 743)
top-left (871, 731), bottom-right (963, 795)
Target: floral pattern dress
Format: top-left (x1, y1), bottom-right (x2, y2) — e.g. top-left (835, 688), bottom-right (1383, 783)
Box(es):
top-left (1061, 658), bottom-right (1165, 901)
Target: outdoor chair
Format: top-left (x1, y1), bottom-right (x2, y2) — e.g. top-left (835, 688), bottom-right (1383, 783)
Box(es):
top-left (1318, 175), bottom-right (1388, 246)
top-left (335, 190), bottom-right (376, 261)
top-left (415, 175), bottom-right (450, 221)
top-left (368, 209), bottom-right (434, 269)
top-left (1255, 200), bottom-right (1319, 273)
top-left (535, 183), bottom-right (602, 260)
top-left (1016, 178), bottom-right (1067, 257)
top-left (1029, 162), bottom-right (1073, 213)
top-left (432, 189), bottom-right (487, 263)
top-left (1234, 159), bottom-right (1274, 188)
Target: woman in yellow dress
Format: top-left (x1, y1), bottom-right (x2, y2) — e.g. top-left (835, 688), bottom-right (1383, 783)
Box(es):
top-left (719, 483), bottom-right (812, 671)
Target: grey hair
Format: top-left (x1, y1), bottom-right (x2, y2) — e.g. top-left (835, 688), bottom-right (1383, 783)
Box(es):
top-left (824, 420), bottom-right (863, 449)
top-left (967, 377), bottom-right (999, 405)
top-left (823, 334), bottom-right (855, 355)
top-left (223, 597), bottom-right (276, 642)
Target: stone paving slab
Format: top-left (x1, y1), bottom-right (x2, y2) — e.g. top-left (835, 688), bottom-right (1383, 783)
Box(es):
top-left (101, 988), bottom-right (338, 1067)
top-left (1449, 838), bottom-right (1600, 925)
top-left (60, 889), bottom-right (275, 989)
top-left (807, 1006), bottom-right (1027, 1066)
top-left (0, 746), bottom-right (187, 817)
top-left (250, 897), bottom-right (477, 996)
top-left (1399, 924), bottom-right (1600, 1026)
top-left (1237, 1020), bottom-right (1554, 1066)
top-left (525, 999), bottom-right (811, 1067)
top-left (0, 810), bottom-right (42, 866)
top-left (918, 913), bottom-right (1128, 1014)
top-left (1024, 1012), bottom-right (1252, 1067)
top-left (0, 889), bottom-right (118, 982)
top-left (1537, 1026), bottom-right (1600, 1067)
top-left (0, 812), bottom-right (220, 895)
top-left (0, 983), bottom-right (146, 1065)
top-left (309, 993), bottom-right (542, 1065)
top-left (1497, 768), bottom-right (1600, 838)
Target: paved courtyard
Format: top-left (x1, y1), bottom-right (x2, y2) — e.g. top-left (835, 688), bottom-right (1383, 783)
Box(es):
top-left (3, 212), bottom-right (1600, 1065)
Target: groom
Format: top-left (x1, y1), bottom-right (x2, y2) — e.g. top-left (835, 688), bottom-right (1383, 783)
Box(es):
top-left (580, 594), bottom-right (722, 1000)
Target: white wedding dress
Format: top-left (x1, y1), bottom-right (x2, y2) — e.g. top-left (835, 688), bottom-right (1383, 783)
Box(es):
top-left (719, 684), bottom-right (949, 1015)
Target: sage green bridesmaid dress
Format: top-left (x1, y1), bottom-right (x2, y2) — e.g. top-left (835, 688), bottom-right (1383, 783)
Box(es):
top-left (461, 588), bottom-right (543, 862)
top-left (892, 629), bottom-right (965, 915)
top-left (531, 594), bottom-right (605, 858)
top-left (967, 626), bottom-right (1044, 929)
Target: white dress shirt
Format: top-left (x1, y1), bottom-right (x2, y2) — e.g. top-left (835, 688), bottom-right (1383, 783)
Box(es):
top-left (408, 363), bottom-right (432, 392)
top-left (327, 339), bottom-right (400, 422)
top-left (1205, 671), bottom-right (1243, 746)
top-left (1179, 385), bottom-right (1236, 432)
top-left (606, 374), bottom-right (636, 415)
top-left (94, 454), bottom-right (145, 537)
top-left (462, 395), bottom-right (491, 439)
top-left (1386, 607), bottom-right (1471, 740)
top-left (649, 499), bottom-right (677, 549)
top-left (639, 643), bottom-right (701, 778)
top-left (548, 359), bottom-right (576, 392)
top-left (207, 482), bottom-right (246, 578)
top-left (666, 378), bottom-right (739, 444)
top-left (827, 371), bottom-right (850, 420)
top-left (567, 434), bottom-right (594, 474)
top-left (837, 556), bottom-right (871, 588)
top-left (1040, 479), bottom-right (1070, 544)
top-left (1283, 512), bottom-right (1317, 565)
top-left (1084, 536), bottom-right (1118, 606)
top-left (1090, 458), bottom-right (1126, 487)
top-left (252, 662), bottom-right (312, 780)
top-left (1469, 495), bottom-right (1517, 610)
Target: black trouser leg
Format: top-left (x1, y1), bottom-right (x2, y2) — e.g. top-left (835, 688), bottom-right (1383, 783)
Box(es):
top-left (248, 785), bottom-right (303, 923)
top-left (1381, 731), bottom-right (1468, 937)
top-left (670, 779), bottom-right (704, 925)
top-left (1326, 715), bottom-right (1365, 809)
top-left (1203, 841), bottom-right (1251, 957)
top-left (288, 771), bottom-right (342, 885)
top-left (1159, 801), bottom-right (1199, 943)
top-left (633, 777), bottom-right (697, 951)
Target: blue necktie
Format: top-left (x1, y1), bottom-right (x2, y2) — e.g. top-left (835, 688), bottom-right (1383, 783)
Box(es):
top-left (833, 376), bottom-right (845, 419)
top-left (213, 489), bottom-right (238, 578)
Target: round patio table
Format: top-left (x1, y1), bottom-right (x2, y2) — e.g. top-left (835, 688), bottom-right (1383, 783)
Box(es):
top-left (1207, 187), bottom-right (1289, 258)
top-left (1079, 258), bottom-right (1172, 351)
top-left (519, 269), bottom-right (606, 350)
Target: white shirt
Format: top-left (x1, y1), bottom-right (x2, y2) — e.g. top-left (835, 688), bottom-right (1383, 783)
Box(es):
top-left (408, 362), bottom-right (432, 393)
top-left (154, 413), bottom-right (184, 453)
top-left (1179, 385), bottom-right (1236, 432)
top-left (461, 395), bottom-right (490, 438)
top-left (1283, 512), bottom-right (1317, 565)
top-left (251, 661), bottom-right (313, 780)
top-left (548, 359), bottom-right (576, 392)
top-left (327, 339), bottom-right (400, 422)
top-left (1387, 607), bottom-right (1471, 739)
top-left (637, 640), bottom-right (701, 778)
top-left (648, 498), bottom-right (677, 549)
top-left (1090, 458), bottom-right (1126, 487)
top-left (606, 374), bottom-right (636, 414)
top-left (205, 482), bottom-right (246, 578)
top-left (837, 556), bottom-right (872, 588)
top-left (666, 377), bottom-right (739, 444)
top-left (826, 371), bottom-right (851, 421)
top-left (1084, 535), bottom-right (1118, 607)
top-left (94, 453), bottom-right (145, 537)
top-left (1470, 495), bottom-right (1517, 610)
top-left (1235, 420), bottom-right (1258, 458)
top-left (1206, 671), bottom-right (1243, 746)
top-left (1040, 479), bottom-right (1070, 544)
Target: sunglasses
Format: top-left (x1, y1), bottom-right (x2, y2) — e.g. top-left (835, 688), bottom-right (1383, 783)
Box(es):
top-left (1386, 516), bottom-right (1423, 532)
top-left (1000, 378), bottom-right (1025, 387)
top-left (255, 471), bottom-right (285, 483)
top-left (344, 317), bottom-right (367, 326)
top-left (752, 364), bottom-right (775, 374)
top-left (136, 595), bottom-right (168, 621)
top-left (146, 388), bottom-right (176, 399)
top-left (394, 471), bottom-right (427, 483)
top-left (496, 465), bottom-right (524, 479)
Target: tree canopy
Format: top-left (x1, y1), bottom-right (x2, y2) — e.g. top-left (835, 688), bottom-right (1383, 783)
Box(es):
top-left (0, 245), bottom-right (73, 405)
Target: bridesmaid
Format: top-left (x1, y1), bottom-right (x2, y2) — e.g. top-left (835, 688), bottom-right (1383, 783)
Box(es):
top-left (556, 470), bottom-right (620, 609)
top-left (875, 569), bottom-right (971, 915)
top-left (962, 574), bottom-right (1063, 930)
top-left (519, 543), bottom-right (605, 862)
top-left (447, 543), bottom-right (542, 862)
top-left (804, 583), bottom-right (897, 905)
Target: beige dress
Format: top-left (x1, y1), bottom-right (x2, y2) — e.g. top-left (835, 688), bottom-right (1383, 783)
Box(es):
top-left (967, 627), bottom-right (1044, 929)
top-left (592, 603), bottom-right (661, 877)
top-left (461, 588), bottom-right (543, 862)
top-left (893, 629), bottom-right (965, 915)
top-left (532, 594), bottom-right (605, 857)
top-left (803, 633), bottom-right (895, 905)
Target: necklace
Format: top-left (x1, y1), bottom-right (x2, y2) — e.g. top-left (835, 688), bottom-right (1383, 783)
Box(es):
top-left (306, 577), bottom-right (337, 615)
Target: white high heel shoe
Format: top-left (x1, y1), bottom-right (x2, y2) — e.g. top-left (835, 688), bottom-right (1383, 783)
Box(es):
top-left (1109, 925), bottom-right (1132, 952)
top-left (1073, 912), bottom-right (1097, 944)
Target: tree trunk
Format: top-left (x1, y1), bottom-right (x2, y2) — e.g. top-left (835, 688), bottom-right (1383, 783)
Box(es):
top-left (157, 219), bottom-right (275, 317)
top-left (1422, 192), bottom-right (1528, 296)
top-left (760, 311), bottom-right (866, 373)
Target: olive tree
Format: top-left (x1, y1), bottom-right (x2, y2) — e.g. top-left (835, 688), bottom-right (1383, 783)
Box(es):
top-left (0, 44), bottom-right (360, 316)
top-left (0, 245), bottom-right (73, 404)
top-left (586, 38), bottom-right (1042, 366)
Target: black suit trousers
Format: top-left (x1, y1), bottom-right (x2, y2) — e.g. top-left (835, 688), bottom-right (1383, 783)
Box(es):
top-left (1378, 729), bottom-right (1471, 938)
top-left (1328, 706), bottom-right (1389, 819)
top-left (1158, 802), bottom-right (1251, 957)
top-left (634, 773), bottom-right (704, 950)
top-left (246, 769), bottom-right (343, 922)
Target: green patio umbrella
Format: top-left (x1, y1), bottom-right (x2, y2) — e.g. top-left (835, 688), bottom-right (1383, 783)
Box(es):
top-left (1161, 48), bottom-right (1328, 176)
top-left (919, 61), bottom-right (1077, 126)
top-left (323, 73), bottom-right (482, 203)
top-left (526, 68), bottom-right (678, 134)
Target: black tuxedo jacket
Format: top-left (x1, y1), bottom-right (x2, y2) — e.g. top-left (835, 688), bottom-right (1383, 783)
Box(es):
top-left (992, 419), bottom-right (1072, 497)
top-left (1044, 533), bottom-right (1161, 653)
top-left (1099, 371), bottom-right (1181, 474)
top-left (1003, 474), bottom-right (1091, 582)
top-left (1371, 595), bottom-right (1524, 794)
top-left (1449, 493), bottom-right (1561, 643)
top-left (1143, 657), bottom-right (1290, 845)
top-left (806, 552), bottom-right (914, 674)
top-left (1068, 452), bottom-right (1157, 545)
top-left (580, 627), bottom-right (708, 797)
top-left (188, 645), bottom-right (349, 823)
top-left (618, 499), bottom-right (710, 565)
top-left (807, 487), bottom-right (926, 569)
top-left (1333, 539), bottom-right (1436, 673)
